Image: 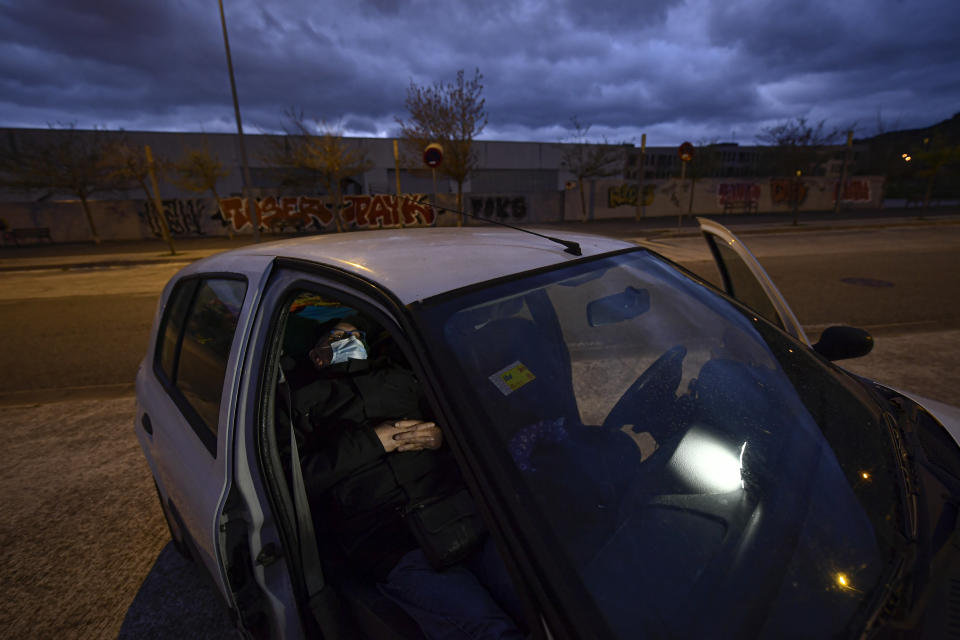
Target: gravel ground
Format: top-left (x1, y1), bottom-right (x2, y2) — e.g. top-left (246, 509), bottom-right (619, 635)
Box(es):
top-left (0, 397), bottom-right (168, 638)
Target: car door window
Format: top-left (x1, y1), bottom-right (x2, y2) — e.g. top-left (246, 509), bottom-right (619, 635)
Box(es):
top-left (159, 279), bottom-right (197, 380)
top-left (706, 236), bottom-right (784, 328)
top-left (699, 218), bottom-right (808, 344)
top-left (156, 277), bottom-right (247, 451)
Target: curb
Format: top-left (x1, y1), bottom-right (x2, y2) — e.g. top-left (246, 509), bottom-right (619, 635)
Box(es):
top-left (0, 256), bottom-right (198, 273)
top-left (638, 216), bottom-right (960, 239)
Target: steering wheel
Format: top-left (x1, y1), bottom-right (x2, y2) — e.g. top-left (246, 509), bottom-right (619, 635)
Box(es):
top-left (602, 344), bottom-right (687, 433)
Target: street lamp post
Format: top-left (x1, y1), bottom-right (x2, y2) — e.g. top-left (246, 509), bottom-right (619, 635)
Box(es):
top-left (218, 0), bottom-right (260, 241)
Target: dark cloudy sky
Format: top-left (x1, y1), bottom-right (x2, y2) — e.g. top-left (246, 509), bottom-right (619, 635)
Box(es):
top-left (1, 0), bottom-right (958, 145)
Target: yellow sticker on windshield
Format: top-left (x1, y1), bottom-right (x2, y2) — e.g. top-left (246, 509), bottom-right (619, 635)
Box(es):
top-left (489, 361), bottom-right (536, 396)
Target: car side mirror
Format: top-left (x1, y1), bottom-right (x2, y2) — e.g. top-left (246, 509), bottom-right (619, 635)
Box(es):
top-left (812, 326), bottom-right (874, 361)
top-left (587, 286), bottom-right (650, 326)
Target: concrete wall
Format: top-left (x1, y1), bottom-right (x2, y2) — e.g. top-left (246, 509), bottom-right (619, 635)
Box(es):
top-left (0, 176), bottom-right (880, 242)
top-left (0, 191), bottom-right (566, 242)
top-left (564, 176), bottom-right (885, 221)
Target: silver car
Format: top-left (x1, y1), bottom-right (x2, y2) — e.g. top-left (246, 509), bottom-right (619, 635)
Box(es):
top-left (135, 220), bottom-right (960, 639)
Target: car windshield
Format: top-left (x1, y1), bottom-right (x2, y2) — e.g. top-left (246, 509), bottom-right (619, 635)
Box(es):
top-left (417, 249), bottom-right (904, 638)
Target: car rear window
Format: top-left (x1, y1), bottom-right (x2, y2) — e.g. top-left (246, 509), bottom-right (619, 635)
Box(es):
top-left (156, 277), bottom-right (247, 452)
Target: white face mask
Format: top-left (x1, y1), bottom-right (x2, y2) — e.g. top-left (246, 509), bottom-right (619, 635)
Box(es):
top-left (329, 336), bottom-right (368, 364)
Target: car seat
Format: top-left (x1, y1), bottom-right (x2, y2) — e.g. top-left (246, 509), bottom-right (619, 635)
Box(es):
top-left (448, 313), bottom-right (579, 430)
top-left (450, 312), bottom-right (636, 567)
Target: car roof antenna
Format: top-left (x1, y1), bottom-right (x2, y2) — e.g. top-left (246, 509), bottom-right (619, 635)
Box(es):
top-left (377, 193), bottom-right (582, 256)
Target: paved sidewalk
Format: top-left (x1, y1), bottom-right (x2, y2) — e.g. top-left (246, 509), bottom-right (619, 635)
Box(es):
top-left (1, 207), bottom-right (957, 272)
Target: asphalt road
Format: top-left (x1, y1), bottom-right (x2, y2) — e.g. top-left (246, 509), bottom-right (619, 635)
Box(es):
top-left (635, 226), bottom-right (960, 335)
top-left (1, 225), bottom-right (958, 405)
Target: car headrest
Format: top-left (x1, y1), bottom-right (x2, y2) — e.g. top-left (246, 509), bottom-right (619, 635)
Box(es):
top-left (450, 316), bottom-right (578, 429)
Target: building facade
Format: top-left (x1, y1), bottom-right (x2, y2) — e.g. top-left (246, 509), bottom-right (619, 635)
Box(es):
top-left (0, 128), bottom-right (881, 242)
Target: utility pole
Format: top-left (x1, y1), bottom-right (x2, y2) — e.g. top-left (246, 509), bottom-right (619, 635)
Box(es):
top-left (144, 145), bottom-right (176, 256)
top-left (634, 133), bottom-right (646, 221)
top-left (218, 0), bottom-right (260, 241)
top-left (393, 140), bottom-right (405, 228)
top-left (833, 130), bottom-right (853, 214)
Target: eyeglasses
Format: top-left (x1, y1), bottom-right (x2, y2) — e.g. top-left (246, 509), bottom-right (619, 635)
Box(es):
top-left (323, 328), bottom-right (365, 344)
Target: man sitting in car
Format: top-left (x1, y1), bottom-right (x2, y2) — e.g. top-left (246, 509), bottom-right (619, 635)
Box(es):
top-left (289, 312), bottom-right (524, 640)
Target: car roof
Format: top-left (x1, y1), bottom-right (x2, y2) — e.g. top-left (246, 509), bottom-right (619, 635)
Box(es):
top-left (193, 227), bottom-right (637, 304)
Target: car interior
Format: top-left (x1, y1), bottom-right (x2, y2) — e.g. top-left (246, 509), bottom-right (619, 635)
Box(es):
top-left (433, 268), bottom-right (891, 637)
top-left (269, 291), bottom-right (436, 639)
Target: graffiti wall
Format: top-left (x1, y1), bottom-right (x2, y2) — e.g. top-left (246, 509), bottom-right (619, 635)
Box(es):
top-left (566, 176), bottom-right (885, 220)
top-left (140, 198), bottom-right (207, 236)
top-left (607, 184), bottom-right (656, 208)
top-left (769, 179), bottom-right (808, 205)
top-left (344, 194), bottom-right (435, 227)
top-left (469, 196), bottom-right (528, 220)
top-left (834, 179), bottom-right (871, 202)
top-left (716, 183), bottom-right (761, 206)
top-left (0, 176), bottom-right (885, 242)
top-left (217, 194), bottom-right (436, 232)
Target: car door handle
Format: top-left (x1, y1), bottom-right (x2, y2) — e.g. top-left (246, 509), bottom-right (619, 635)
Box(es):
top-left (141, 413), bottom-right (153, 435)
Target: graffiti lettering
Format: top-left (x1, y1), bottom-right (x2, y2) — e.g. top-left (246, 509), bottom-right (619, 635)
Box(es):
top-left (261, 196), bottom-right (332, 230)
top-left (140, 199), bottom-right (206, 236)
top-left (343, 194), bottom-right (435, 227)
top-left (218, 194), bottom-right (434, 232)
top-left (834, 179), bottom-right (871, 202)
top-left (217, 196), bottom-right (331, 232)
top-left (469, 196), bottom-right (528, 220)
top-left (769, 179), bottom-right (807, 204)
top-left (717, 183), bottom-right (761, 205)
top-left (218, 197), bottom-right (251, 230)
top-left (607, 184), bottom-right (655, 208)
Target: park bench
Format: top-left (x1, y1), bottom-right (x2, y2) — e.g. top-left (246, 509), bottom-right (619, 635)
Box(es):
top-left (7, 227), bottom-right (54, 246)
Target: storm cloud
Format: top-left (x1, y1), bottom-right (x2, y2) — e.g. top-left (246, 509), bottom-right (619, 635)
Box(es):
top-left (0, 0), bottom-right (957, 144)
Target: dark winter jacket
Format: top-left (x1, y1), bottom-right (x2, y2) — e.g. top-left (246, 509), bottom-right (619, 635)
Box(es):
top-left (293, 356), bottom-right (463, 578)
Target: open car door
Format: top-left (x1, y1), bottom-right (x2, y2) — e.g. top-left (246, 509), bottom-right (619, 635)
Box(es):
top-left (698, 217), bottom-right (810, 346)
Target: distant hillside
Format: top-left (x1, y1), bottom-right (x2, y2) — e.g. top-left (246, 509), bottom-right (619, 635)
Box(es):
top-left (859, 112), bottom-right (960, 147)
top-left (858, 112), bottom-right (960, 200)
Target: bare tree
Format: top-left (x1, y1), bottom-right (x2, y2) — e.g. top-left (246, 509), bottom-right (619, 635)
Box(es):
top-left (171, 142), bottom-right (230, 203)
top-left (757, 117), bottom-right (841, 224)
top-left (0, 125), bottom-right (125, 243)
top-left (170, 141), bottom-right (231, 234)
top-left (103, 141), bottom-right (177, 253)
top-left (105, 141), bottom-right (159, 203)
top-left (269, 110), bottom-right (373, 232)
top-left (559, 117), bottom-right (624, 222)
top-left (912, 137), bottom-right (960, 213)
top-left (397, 68), bottom-right (487, 226)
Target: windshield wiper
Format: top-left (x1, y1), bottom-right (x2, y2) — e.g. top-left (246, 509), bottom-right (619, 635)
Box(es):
top-left (856, 554), bottom-right (911, 639)
top-left (886, 410), bottom-right (920, 541)
top-left (854, 410), bottom-right (921, 638)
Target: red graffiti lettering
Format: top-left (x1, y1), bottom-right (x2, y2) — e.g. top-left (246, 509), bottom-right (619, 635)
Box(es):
top-left (257, 196), bottom-right (281, 229)
top-left (717, 183), bottom-right (760, 205)
top-left (371, 195), bottom-right (399, 226)
top-left (218, 197), bottom-right (248, 230)
top-left (298, 197), bottom-right (334, 227)
top-left (342, 195), bottom-right (367, 226)
top-left (220, 194), bottom-right (436, 232)
top-left (280, 196), bottom-right (299, 219)
top-left (834, 180), bottom-right (870, 202)
top-left (401, 194), bottom-right (435, 225)
top-left (341, 194), bottom-right (434, 228)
